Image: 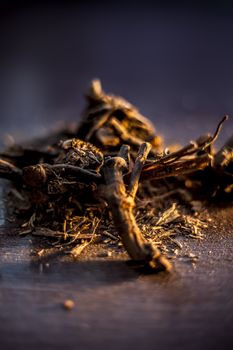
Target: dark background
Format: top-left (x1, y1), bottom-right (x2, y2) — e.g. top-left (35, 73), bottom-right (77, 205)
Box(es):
top-left (0, 0), bottom-right (233, 145)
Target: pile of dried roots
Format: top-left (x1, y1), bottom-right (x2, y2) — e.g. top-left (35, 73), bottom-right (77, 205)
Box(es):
top-left (0, 80), bottom-right (232, 272)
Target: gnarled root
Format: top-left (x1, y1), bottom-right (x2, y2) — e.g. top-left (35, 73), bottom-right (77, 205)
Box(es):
top-left (102, 143), bottom-right (172, 272)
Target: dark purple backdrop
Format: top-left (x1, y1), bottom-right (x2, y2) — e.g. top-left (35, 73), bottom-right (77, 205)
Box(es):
top-left (0, 1), bottom-right (233, 146)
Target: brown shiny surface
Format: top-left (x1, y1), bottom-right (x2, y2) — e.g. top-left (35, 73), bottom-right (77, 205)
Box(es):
top-left (0, 182), bottom-right (233, 350)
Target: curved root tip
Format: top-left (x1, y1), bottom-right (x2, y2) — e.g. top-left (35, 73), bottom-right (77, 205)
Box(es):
top-left (148, 254), bottom-right (172, 273)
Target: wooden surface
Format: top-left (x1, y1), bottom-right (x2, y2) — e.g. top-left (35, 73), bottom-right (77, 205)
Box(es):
top-left (0, 181), bottom-right (233, 350)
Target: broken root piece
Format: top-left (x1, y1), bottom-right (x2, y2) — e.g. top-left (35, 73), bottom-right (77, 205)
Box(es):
top-left (102, 142), bottom-right (172, 272)
top-left (0, 159), bottom-right (23, 182)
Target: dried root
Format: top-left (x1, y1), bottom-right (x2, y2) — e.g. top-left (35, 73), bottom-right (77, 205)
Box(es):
top-left (103, 143), bottom-right (172, 271)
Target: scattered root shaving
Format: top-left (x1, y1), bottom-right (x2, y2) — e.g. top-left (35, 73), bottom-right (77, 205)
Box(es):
top-left (16, 196), bottom-right (209, 261)
top-left (137, 203), bottom-right (209, 256)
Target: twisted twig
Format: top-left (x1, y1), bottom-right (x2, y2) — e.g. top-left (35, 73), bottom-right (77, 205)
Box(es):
top-left (102, 142), bottom-right (172, 272)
